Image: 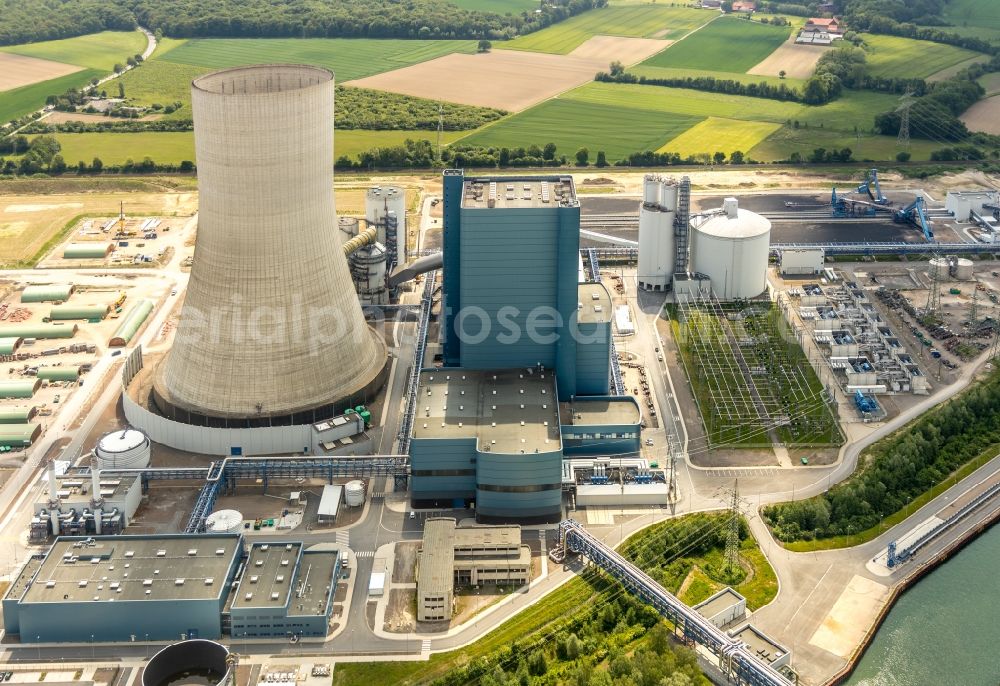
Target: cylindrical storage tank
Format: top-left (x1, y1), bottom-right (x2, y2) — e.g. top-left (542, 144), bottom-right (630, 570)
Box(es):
top-left (350, 242), bottom-right (388, 305)
top-left (690, 199), bottom-right (771, 300)
top-left (345, 479), bottom-right (366, 507)
top-left (637, 175), bottom-right (677, 292)
top-left (338, 216), bottom-right (360, 239)
top-left (928, 257), bottom-right (950, 281)
top-left (365, 185), bottom-right (406, 268)
top-left (152, 65), bottom-right (386, 424)
top-left (955, 258), bottom-right (975, 280)
top-left (142, 640), bottom-right (232, 686)
top-left (95, 429), bottom-right (151, 469)
top-left (205, 509), bottom-right (244, 534)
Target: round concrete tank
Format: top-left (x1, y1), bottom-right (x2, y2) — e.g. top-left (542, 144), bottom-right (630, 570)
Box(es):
top-left (345, 480), bottom-right (366, 507)
top-left (338, 216), bottom-right (360, 239)
top-left (350, 242), bottom-right (388, 306)
top-left (690, 198), bottom-right (770, 300)
top-left (637, 175), bottom-right (678, 292)
top-left (366, 185), bottom-right (406, 268)
top-left (95, 429), bottom-right (151, 470)
top-left (955, 258), bottom-right (975, 280)
top-left (928, 257), bottom-right (951, 281)
top-left (205, 509), bottom-right (244, 534)
top-left (142, 639), bottom-right (232, 686)
top-left (151, 65), bottom-right (386, 424)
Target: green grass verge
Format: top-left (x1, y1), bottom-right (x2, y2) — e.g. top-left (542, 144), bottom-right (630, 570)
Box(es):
top-left (631, 63), bottom-right (805, 88)
top-left (0, 31), bottom-right (148, 71)
top-left (641, 17), bottom-right (791, 73)
top-left (460, 98), bottom-right (702, 159)
top-left (158, 37), bottom-right (477, 82)
top-left (862, 33), bottom-right (983, 80)
top-left (782, 443), bottom-right (1000, 552)
top-left (0, 69), bottom-right (102, 123)
top-left (659, 117), bottom-right (781, 156)
top-left (445, 0), bottom-right (537, 12)
top-left (749, 125), bottom-right (941, 162)
top-left (42, 130), bottom-right (466, 165)
top-left (501, 5), bottom-right (714, 54)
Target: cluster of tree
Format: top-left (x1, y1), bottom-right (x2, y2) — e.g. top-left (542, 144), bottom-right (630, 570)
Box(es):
top-left (0, 0), bottom-right (135, 45)
top-left (758, 3), bottom-right (819, 18)
top-left (21, 119), bottom-right (194, 135)
top-left (778, 147), bottom-right (854, 164)
top-left (930, 145), bottom-right (988, 161)
top-left (0, 135), bottom-right (68, 175)
top-left (596, 63), bottom-right (802, 103)
top-left (335, 87), bottom-right (505, 131)
top-left (0, 153), bottom-right (195, 176)
top-left (874, 78), bottom-right (984, 142)
top-left (764, 367), bottom-right (1000, 542)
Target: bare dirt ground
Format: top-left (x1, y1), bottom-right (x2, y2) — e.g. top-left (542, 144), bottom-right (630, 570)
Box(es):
top-left (0, 53), bottom-right (81, 91)
top-left (392, 541), bottom-right (418, 584)
top-left (43, 111), bottom-right (163, 124)
top-left (748, 39), bottom-right (828, 80)
top-left (346, 36), bottom-right (665, 112)
top-left (961, 95), bottom-right (1000, 135)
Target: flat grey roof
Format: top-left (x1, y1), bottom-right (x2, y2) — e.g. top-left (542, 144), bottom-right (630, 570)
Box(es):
top-left (288, 549), bottom-right (339, 617)
top-left (412, 369), bottom-right (561, 453)
top-left (462, 175), bottom-right (577, 209)
top-left (454, 524), bottom-right (521, 551)
top-left (418, 518), bottom-right (456, 598)
top-left (732, 624), bottom-right (788, 665)
top-left (578, 283), bottom-right (612, 324)
top-left (560, 398), bottom-right (640, 426)
top-left (694, 587), bottom-right (745, 618)
top-left (6, 555), bottom-right (44, 601)
top-left (318, 485), bottom-right (342, 518)
top-left (43, 473), bottom-right (138, 506)
top-left (233, 542), bottom-right (302, 609)
top-left (20, 535), bottom-right (240, 604)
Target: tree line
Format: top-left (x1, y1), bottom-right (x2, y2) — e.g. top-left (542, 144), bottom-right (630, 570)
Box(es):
top-left (595, 66), bottom-right (803, 103)
top-left (764, 367), bottom-right (1000, 542)
top-left (0, 0), bottom-right (605, 46)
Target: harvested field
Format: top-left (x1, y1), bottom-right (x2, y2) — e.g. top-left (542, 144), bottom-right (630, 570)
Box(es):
top-left (748, 39), bottom-right (828, 80)
top-left (43, 111), bottom-right (163, 124)
top-left (961, 95), bottom-right (1000, 135)
top-left (348, 40), bottom-right (664, 111)
top-left (660, 117), bottom-right (782, 157)
top-left (927, 54), bottom-right (991, 82)
top-left (0, 53), bottom-right (81, 91)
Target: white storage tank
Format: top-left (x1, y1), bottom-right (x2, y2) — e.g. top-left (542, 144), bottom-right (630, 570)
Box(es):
top-left (690, 198), bottom-right (770, 300)
top-left (350, 242), bottom-right (389, 305)
top-left (928, 257), bottom-right (951, 280)
top-left (955, 258), bottom-right (975, 280)
top-left (95, 429), bottom-right (151, 470)
top-left (366, 186), bottom-right (406, 268)
top-left (637, 175), bottom-right (678, 292)
top-left (338, 216), bottom-right (360, 239)
top-left (345, 480), bottom-right (366, 507)
top-left (205, 509), bottom-right (244, 534)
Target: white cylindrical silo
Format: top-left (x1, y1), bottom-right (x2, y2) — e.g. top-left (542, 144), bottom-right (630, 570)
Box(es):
top-left (205, 509), bottom-right (244, 534)
top-left (637, 175), bottom-right (678, 292)
top-left (345, 480), bottom-right (366, 507)
top-left (690, 199), bottom-right (771, 300)
top-left (95, 429), bottom-right (151, 469)
top-left (350, 242), bottom-right (388, 305)
top-left (366, 186), bottom-right (406, 268)
top-left (928, 257), bottom-right (951, 281)
top-left (151, 65), bottom-right (386, 424)
top-left (955, 258), bottom-right (975, 280)
top-left (339, 216), bottom-right (360, 240)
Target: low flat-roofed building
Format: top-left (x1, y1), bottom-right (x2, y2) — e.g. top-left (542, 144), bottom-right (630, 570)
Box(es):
top-left (730, 623), bottom-right (791, 670)
top-left (2, 534), bottom-right (243, 642)
top-left (417, 518), bottom-right (530, 622)
top-left (227, 541), bottom-right (340, 639)
top-left (32, 470), bottom-right (142, 539)
top-left (693, 587), bottom-right (746, 628)
top-left (317, 484), bottom-right (343, 524)
top-left (559, 396), bottom-right (642, 456)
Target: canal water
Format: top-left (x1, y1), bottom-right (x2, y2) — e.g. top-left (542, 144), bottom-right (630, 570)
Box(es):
top-left (844, 523), bottom-right (1000, 686)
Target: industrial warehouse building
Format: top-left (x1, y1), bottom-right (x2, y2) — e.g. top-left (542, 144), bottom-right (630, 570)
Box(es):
top-left (3, 534), bottom-right (341, 643)
top-left (416, 518), bottom-right (530, 622)
top-left (416, 171), bottom-right (641, 522)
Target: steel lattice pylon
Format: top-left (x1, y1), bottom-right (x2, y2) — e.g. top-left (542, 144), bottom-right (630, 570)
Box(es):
top-left (724, 479), bottom-right (742, 575)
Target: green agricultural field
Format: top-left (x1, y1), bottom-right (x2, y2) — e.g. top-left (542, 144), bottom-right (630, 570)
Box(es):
top-left (941, 0), bottom-right (1000, 41)
top-left (460, 99), bottom-right (702, 160)
top-left (631, 64), bottom-right (805, 89)
top-left (660, 117), bottom-right (781, 157)
top-left (862, 33), bottom-right (982, 80)
top-left (45, 130), bottom-right (465, 166)
top-left (501, 5), bottom-right (714, 54)
top-left (0, 69), bottom-right (102, 123)
top-left (793, 89), bottom-right (906, 132)
top-left (445, 0), bottom-right (536, 12)
top-left (978, 72), bottom-right (1000, 96)
top-left (117, 61), bottom-right (208, 119)
top-left (0, 31), bottom-right (147, 71)
top-left (641, 17), bottom-right (791, 73)
top-left (158, 38), bottom-right (477, 82)
top-left (749, 126), bottom-right (941, 162)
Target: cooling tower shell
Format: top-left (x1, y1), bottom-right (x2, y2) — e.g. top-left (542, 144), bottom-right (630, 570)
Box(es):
top-left (690, 206), bottom-right (771, 300)
top-left (152, 65), bottom-right (387, 423)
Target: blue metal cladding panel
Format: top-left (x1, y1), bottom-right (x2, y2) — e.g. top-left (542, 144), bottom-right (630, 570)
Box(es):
top-left (410, 437), bottom-right (477, 500)
top-left (475, 448), bottom-right (563, 518)
top-left (458, 207), bottom-right (561, 370)
top-left (442, 170), bottom-right (465, 366)
top-left (555, 206), bottom-right (581, 400)
top-left (19, 599), bottom-right (224, 642)
top-left (2, 598), bottom-right (21, 635)
top-left (575, 321), bottom-right (611, 396)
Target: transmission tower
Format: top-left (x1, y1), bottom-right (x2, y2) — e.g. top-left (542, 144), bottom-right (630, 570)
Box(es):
top-left (967, 286), bottom-right (980, 337)
top-left (925, 255), bottom-right (942, 320)
top-left (896, 92), bottom-right (916, 152)
top-left (724, 480), bottom-right (742, 575)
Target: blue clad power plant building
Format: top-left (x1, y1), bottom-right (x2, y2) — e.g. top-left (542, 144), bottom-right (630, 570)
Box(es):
top-left (411, 171), bottom-right (641, 522)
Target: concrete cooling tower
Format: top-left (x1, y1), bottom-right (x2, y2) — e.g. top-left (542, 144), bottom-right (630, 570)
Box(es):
top-left (153, 65), bottom-right (387, 425)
